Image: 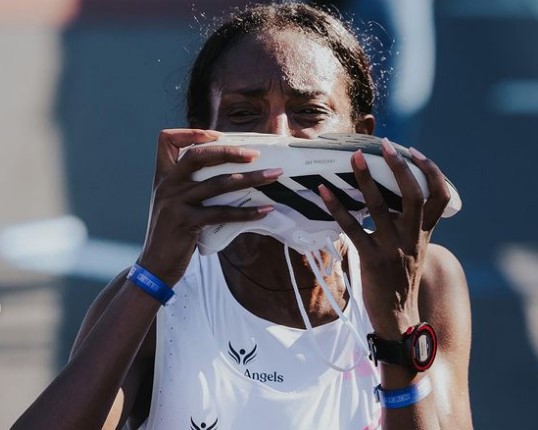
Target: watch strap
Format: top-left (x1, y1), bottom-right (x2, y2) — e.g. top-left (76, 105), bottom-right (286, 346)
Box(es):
top-left (367, 323), bottom-right (437, 371)
top-left (367, 333), bottom-right (408, 367)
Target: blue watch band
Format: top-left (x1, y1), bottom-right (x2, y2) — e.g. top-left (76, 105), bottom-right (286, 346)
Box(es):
top-left (374, 375), bottom-right (432, 409)
top-left (127, 264), bottom-right (176, 306)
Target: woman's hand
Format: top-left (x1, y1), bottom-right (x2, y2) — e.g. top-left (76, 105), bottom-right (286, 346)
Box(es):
top-left (138, 129), bottom-right (282, 286)
top-left (319, 139), bottom-right (451, 340)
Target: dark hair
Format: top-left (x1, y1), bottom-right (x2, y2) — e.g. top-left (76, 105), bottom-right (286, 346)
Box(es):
top-left (187, 2), bottom-right (375, 127)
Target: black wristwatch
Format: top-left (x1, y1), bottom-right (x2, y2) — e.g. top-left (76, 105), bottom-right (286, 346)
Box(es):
top-left (367, 322), bottom-right (437, 372)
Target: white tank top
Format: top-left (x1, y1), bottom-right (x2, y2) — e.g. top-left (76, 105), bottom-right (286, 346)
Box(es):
top-left (142, 246), bottom-right (381, 430)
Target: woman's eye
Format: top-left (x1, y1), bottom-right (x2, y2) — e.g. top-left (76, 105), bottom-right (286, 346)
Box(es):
top-left (226, 108), bottom-right (259, 123)
top-left (229, 110), bottom-right (253, 116)
top-left (295, 106), bottom-right (330, 122)
top-left (300, 107), bottom-right (323, 114)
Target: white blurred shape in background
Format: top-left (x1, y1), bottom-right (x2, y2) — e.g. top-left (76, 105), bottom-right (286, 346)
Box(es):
top-left (498, 245), bottom-right (538, 359)
top-left (0, 216), bottom-right (140, 281)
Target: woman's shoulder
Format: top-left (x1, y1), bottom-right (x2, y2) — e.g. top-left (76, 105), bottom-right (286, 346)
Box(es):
top-left (420, 243), bottom-right (470, 306)
top-left (419, 243), bottom-right (471, 351)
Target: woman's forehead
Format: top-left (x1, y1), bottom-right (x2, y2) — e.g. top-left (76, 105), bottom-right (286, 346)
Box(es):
top-left (212, 30), bottom-right (348, 96)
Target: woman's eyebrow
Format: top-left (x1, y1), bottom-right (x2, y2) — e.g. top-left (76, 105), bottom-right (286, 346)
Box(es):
top-left (222, 87), bottom-right (268, 98)
top-left (222, 86), bottom-right (329, 99)
top-left (287, 88), bottom-right (328, 99)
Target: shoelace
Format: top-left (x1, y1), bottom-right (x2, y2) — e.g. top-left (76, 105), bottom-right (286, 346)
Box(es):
top-left (284, 235), bottom-right (370, 372)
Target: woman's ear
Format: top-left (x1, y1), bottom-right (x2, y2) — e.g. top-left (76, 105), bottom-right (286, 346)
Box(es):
top-left (354, 114), bottom-right (375, 135)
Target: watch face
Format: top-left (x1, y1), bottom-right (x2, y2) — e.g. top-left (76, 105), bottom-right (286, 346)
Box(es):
top-left (411, 323), bottom-right (437, 371)
top-left (414, 332), bottom-right (433, 364)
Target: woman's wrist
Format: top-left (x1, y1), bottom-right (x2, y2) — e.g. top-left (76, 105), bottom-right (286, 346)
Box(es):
top-left (375, 374), bottom-right (433, 408)
top-left (127, 264), bottom-right (176, 306)
top-left (369, 310), bottom-right (421, 341)
top-left (379, 362), bottom-right (421, 389)
top-left (137, 252), bottom-right (187, 287)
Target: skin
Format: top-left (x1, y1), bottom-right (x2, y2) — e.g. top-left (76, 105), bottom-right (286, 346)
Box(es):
top-left (11, 30), bottom-right (473, 430)
top-left (211, 31), bottom-right (367, 328)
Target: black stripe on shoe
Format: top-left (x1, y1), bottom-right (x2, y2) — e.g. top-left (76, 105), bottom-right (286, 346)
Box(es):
top-left (290, 175), bottom-right (366, 212)
top-left (336, 173), bottom-right (403, 212)
top-left (255, 181), bottom-right (333, 221)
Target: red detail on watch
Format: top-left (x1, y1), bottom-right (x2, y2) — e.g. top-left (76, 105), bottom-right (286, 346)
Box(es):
top-left (405, 323), bottom-right (437, 372)
top-left (367, 322), bottom-right (437, 372)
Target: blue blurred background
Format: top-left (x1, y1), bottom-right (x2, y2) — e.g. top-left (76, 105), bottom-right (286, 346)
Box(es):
top-left (1, 0), bottom-right (537, 428)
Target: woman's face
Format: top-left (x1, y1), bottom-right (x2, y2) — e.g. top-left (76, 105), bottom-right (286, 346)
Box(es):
top-left (208, 29), bottom-right (373, 138)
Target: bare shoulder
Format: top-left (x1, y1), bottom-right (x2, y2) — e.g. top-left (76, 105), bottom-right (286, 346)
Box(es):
top-left (419, 243), bottom-right (471, 358)
top-left (422, 243), bottom-right (467, 290)
top-left (420, 243), bottom-right (474, 429)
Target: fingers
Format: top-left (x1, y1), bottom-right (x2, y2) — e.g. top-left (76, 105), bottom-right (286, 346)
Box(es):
top-left (172, 144), bottom-right (260, 182)
top-left (151, 129), bottom-right (283, 230)
top-left (351, 150), bottom-right (397, 240)
top-left (408, 147), bottom-right (451, 231)
top-left (320, 139), bottom-right (451, 246)
top-left (185, 168), bottom-right (283, 202)
top-left (381, 139), bottom-right (451, 233)
top-left (318, 183), bottom-right (371, 248)
top-left (156, 128), bottom-right (223, 175)
top-left (381, 138), bottom-right (424, 232)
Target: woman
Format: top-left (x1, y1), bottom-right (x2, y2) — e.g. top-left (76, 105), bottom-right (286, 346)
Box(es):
top-left (12, 3), bottom-right (472, 429)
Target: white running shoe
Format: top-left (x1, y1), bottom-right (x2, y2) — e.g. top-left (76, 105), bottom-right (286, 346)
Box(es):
top-left (190, 133), bottom-right (461, 255)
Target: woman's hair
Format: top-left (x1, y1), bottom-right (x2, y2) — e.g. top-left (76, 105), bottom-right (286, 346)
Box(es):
top-left (187, 2), bottom-right (375, 127)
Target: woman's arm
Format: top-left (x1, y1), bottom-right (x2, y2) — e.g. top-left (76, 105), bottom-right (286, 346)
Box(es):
top-left (420, 244), bottom-right (473, 429)
top-left (319, 140), bottom-right (472, 429)
top-left (69, 269), bottom-right (157, 430)
top-left (11, 129), bottom-right (283, 430)
top-left (11, 272), bottom-right (161, 430)
top-left (373, 244), bottom-right (472, 430)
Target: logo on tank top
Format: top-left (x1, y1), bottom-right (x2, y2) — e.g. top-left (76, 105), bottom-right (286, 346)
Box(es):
top-left (228, 341), bottom-right (284, 383)
top-left (190, 417), bottom-right (218, 430)
top-left (228, 341), bottom-right (258, 365)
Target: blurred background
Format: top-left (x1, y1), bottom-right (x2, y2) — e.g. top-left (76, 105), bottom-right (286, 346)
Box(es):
top-left (1, 0), bottom-right (537, 428)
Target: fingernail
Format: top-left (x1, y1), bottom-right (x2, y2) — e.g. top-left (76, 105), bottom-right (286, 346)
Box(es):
top-left (205, 130), bottom-right (223, 137)
top-left (409, 147), bottom-right (427, 161)
top-left (353, 150), bottom-right (368, 170)
top-left (318, 184), bottom-right (332, 200)
top-left (262, 168), bottom-right (284, 179)
top-left (240, 148), bottom-right (261, 159)
top-left (257, 205), bottom-right (274, 215)
top-left (382, 138), bottom-right (397, 156)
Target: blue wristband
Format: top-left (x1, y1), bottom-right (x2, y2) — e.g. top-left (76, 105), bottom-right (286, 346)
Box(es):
top-left (127, 264), bottom-right (176, 306)
top-left (374, 375), bottom-right (432, 409)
